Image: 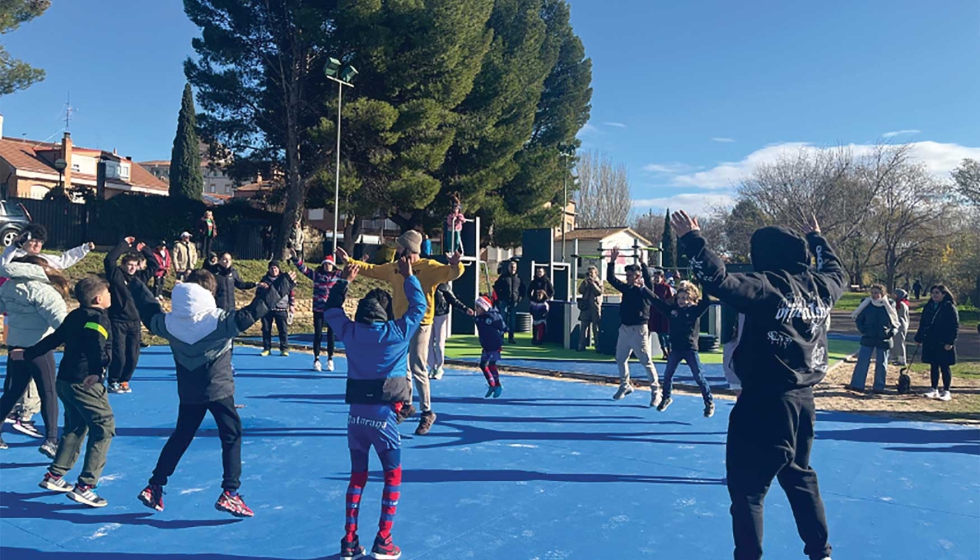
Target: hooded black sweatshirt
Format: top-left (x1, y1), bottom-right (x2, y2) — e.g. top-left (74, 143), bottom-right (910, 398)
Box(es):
top-left (681, 227), bottom-right (846, 393)
top-left (104, 240), bottom-right (141, 322)
top-left (607, 262), bottom-right (657, 326)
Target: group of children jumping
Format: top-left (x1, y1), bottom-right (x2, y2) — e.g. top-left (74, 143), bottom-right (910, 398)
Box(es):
top-left (1, 208), bottom-right (854, 560)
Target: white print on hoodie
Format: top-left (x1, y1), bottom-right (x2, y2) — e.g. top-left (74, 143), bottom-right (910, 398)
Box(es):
top-left (165, 283), bottom-right (224, 345)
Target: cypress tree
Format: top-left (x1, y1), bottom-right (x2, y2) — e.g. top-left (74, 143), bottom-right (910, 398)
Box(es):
top-left (661, 208), bottom-right (675, 268)
top-left (169, 83), bottom-right (203, 200)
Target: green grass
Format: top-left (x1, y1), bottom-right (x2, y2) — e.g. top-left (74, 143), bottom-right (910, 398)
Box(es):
top-left (906, 361), bottom-right (980, 380)
top-left (443, 332), bottom-right (859, 366)
top-left (834, 292), bottom-right (870, 311)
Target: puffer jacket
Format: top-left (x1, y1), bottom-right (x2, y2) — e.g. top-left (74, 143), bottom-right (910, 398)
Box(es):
top-left (855, 301), bottom-right (897, 349)
top-left (0, 262), bottom-right (67, 347)
top-left (260, 272), bottom-right (295, 311)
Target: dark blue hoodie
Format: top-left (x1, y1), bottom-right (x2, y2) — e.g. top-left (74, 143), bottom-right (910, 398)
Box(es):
top-left (476, 308), bottom-right (506, 351)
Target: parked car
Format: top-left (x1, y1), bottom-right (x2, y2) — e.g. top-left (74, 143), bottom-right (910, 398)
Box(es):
top-left (0, 200), bottom-right (32, 247)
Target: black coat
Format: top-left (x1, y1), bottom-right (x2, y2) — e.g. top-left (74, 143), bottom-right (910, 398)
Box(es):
top-left (104, 240), bottom-right (141, 322)
top-left (206, 263), bottom-right (256, 312)
top-left (493, 272), bottom-right (525, 305)
top-left (529, 276), bottom-right (555, 303)
top-left (914, 299), bottom-right (959, 366)
top-left (434, 283), bottom-right (468, 317)
top-left (856, 302), bottom-right (896, 350)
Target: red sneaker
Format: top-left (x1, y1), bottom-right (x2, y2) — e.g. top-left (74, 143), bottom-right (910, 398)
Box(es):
top-left (138, 484), bottom-right (164, 511)
top-left (371, 535), bottom-right (402, 560)
top-left (341, 535), bottom-right (366, 560)
top-left (215, 491), bottom-right (254, 518)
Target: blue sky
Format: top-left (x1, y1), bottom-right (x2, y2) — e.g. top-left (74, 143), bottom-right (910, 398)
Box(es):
top-left (2, 0), bottom-right (978, 214)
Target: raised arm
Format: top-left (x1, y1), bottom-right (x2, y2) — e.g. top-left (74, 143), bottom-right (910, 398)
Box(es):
top-left (605, 261), bottom-right (628, 293)
top-left (806, 231), bottom-right (846, 306)
top-left (291, 256), bottom-right (315, 281)
top-left (233, 276), bottom-right (289, 333)
top-left (50, 243), bottom-right (93, 269)
top-left (104, 238), bottom-right (132, 276)
top-left (393, 274), bottom-right (426, 339)
top-left (232, 269), bottom-right (256, 290)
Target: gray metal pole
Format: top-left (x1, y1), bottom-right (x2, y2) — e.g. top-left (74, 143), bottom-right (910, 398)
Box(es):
top-left (561, 154), bottom-right (567, 262)
top-left (331, 80), bottom-right (343, 254)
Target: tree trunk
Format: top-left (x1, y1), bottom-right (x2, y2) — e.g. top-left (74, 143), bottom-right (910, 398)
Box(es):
top-left (276, 54), bottom-right (305, 261)
top-left (343, 215), bottom-right (361, 254)
top-left (389, 210), bottom-right (424, 234)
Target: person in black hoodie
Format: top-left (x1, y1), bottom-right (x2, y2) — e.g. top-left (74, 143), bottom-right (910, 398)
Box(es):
top-left (13, 277), bottom-right (114, 508)
top-left (915, 284), bottom-right (959, 401)
top-left (672, 210), bottom-right (842, 560)
top-left (607, 247), bottom-right (662, 406)
top-left (206, 253), bottom-right (257, 313)
top-left (104, 237), bottom-right (144, 395)
top-left (493, 260), bottom-right (524, 344)
top-left (259, 260), bottom-right (295, 356)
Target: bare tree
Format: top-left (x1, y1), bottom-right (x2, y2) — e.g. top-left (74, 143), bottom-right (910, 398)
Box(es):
top-left (952, 158), bottom-right (980, 205)
top-left (631, 209), bottom-right (664, 245)
top-left (576, 150), bottom-right (633, 227)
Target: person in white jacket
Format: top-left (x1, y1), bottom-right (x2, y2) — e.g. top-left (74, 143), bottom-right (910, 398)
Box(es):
top-left (1, 225), bottom-right (93, 431)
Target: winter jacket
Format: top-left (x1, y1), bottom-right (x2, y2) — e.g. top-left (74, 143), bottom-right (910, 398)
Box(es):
top-left (434, 283), bottom-right (469, 317)
top-left (607, 261), bottom-right (657, 326)
top-left (476, 308), bottom-right (506, 350)
top-left (292, 257), bottom-right (342, 313)
top-left (259, 272), bottom-right (295, 311)
top-left (0, 262), bottom-right (67, 347)
top-left (895, 290), bottom-right (910, 336)
top-left (578, 277), bottom-right (603, 322)
top-left (172, 240), bottom-right (198, 273)
top-left (347, 257), bottom-right (464, 326)
top-left (325, 276), bottom-right (425, 404)
top-left (150, 249), bottom-right (171, 279)
top-left (493, 271), bottom-right (525, 305)
top-left (206, 263), bottom-right (257, 312)
top-left (1, 242), bottom-right (91, 270)
top-left (650, 297), bottom-right (713, 352)
top-left (104, 240), bottom-right (141, 323)
top-left (648, 281), bottom-right (674, 333)
top-left (915, 298), bottom-right (959, 366)
top-left (198, 217), bottom-right (218, 239)
top-left (25, 307), bottom-right (111, 384)
top-left (681, 228), bottom-right (846, 393)
top-left (855, 300), bottom-right (897, 349)
top-left (529, 276), bottom-right (555, 303)
top-left (130, 276), bottom-right (288, 404)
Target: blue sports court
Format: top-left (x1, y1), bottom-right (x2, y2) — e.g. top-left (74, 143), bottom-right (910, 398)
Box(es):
top-left (1, 346), bottom-right (978, 559)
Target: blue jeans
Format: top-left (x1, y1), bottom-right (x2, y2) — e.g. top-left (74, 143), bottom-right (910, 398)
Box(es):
top-left (850, 344), bottom-right (889, 391)
top-left (657, 332), bottom-right (671, 354)
top-left (499, 303), bottom-right (517, 341)
top-left (662, 348), bottom-right (712, 403)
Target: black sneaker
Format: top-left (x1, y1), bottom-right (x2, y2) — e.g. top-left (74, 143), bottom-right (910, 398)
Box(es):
top-left (371, 534), bottom-right (402, 560)
top-left (657, 397), bottom-right (673, 412)
top-left (12, 419), bottom-right (43, 438)
top-left (39, 439), bottom-right (58, 459)
top-left (138, 484), bottom-right (165, 511)
top-left (68, 484), bottom-right (108, 508)
top-left (341, 535), bottom-right (366, 560)
top-left (415, 411), bottom-right (437, 436)
top-left (704, 401), bottom-right (715, 418)
top-left (395, 404), bottom-right (416, 425)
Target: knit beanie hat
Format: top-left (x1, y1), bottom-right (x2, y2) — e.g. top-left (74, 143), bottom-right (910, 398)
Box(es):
top-left (476, 296), bottom-right (493, 312)
top-left (396, 230), bottom-right (423, 255)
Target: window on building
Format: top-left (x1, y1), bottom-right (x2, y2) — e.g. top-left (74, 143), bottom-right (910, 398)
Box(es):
top-left (120, 164), bottom-right (130, 180)
top-left (71, 163), bottom-right (81, 173)
top-left (209, 185), bottom-right (216, 193)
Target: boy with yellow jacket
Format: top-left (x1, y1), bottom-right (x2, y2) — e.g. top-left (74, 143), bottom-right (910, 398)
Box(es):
top-left (336, 230), bottom-right (463, 436)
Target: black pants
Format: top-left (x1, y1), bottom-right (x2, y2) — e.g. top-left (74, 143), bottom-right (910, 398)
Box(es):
top-left (108, 320), bottom-right (142, 384)
top-left (930, 363), bottom-right (952, 391)
top-left (149, 396), bottom-right (242, 491)
top-left (261, 310), bottom-right (289, 352)
top-left (1, 352), bottom-right (58, 440)
top-left (312, 311), bottom-right (335, 359)
top-left (202, 237), bottom-right (214, 260)
top-left (726, 389), bottom-right (831, 560)
top-left (151, 276), bottom-right (166, 298)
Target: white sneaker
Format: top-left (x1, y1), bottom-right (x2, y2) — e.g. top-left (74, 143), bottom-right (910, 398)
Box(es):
top-left (613, 384), bottom-right (634, 400)
top-left (326, 359), bottom-right (335, 372)
top-left (650, 390), bottom-right (663, 409)
top-left (313, 359), bottom-right (322, 372)
top-left (939, 390), bottom-right (952, 402)
top-left (924, 389), bottom-right (940, 399)
top-left (433, 367), bottom-right (444, 380)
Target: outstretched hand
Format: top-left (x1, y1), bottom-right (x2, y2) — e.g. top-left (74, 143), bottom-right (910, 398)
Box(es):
top-left (136, 242), bottom-right (146, 252)
top-left (335, 247), bottom-right (350, 265)
top-left (447, 251), bottom-right (463, 266)
top-left (801, 213), bottom-right (821, 235)
top-left (124, 236), bottom-right (136, 245)
top-left (342, 263), bottom-right (360, 282)
top-left (609, 247), bottom-right (620, 262)
top-left (670, 210), bottom-right (700, 238)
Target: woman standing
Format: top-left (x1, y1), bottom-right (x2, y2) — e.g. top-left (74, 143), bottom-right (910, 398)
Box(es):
top-left (0, 256), bottom-right (70, 454)
top-left (915, 285), bottom-right (959, 401)
top-left (892, 289), bottom-right (911, 366)
top-left (428, 283), bottom-right (472, 380)
top-left (847, 284), bottom-right (898, 393)
top-left (197, 210), bottom-right (218, 260)
top-left (291, 251), bottom-right (342, 372)
top-left (577, 266), bottom-right (603, 351)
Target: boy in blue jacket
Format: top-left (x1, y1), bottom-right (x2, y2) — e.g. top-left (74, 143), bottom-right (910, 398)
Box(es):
top-left (474, 296), bottom-right (506, 398)
top-left (325, 258), bottom-right (424, 560)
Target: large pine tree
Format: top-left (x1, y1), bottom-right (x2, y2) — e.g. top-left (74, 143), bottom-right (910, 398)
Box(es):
top-left (169, 83), bottom-right (203, 201)
top-left (661, 208), bottom-right (675, 268)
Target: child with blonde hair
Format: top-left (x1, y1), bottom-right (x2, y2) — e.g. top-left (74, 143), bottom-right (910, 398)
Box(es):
top-left (650, 280), bottom-right (716, 417)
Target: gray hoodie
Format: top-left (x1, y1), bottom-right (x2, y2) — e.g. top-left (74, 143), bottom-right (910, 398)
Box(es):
top-left (0, 262), bottom-right (67, 347)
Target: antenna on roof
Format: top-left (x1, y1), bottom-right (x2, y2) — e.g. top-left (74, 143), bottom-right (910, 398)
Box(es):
top-left (63, 91), bottom-right (75, 132)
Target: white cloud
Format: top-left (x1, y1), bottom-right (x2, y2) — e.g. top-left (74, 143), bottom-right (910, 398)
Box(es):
top-left (642, 162), bottom-right (693, 174)
top-left (633, 193), bottom-right (736, 216)
top-left (711, 137), bottom-right (735, 143)
top-left (882, 129), bottom-right (921, 138)
top-left (605, 122), bottom-right (627, 129)
top-left (649, 141), bottom-right (980, 190)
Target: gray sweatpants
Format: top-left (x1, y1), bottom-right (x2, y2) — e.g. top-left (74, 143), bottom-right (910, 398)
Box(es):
top-left (616, 324), bottom-right (660, 390)
top-left (409, 324), bottom-right (434, 412)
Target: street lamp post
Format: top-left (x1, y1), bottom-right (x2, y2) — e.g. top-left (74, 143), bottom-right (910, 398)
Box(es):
top-left (558, 145), bottom-right (575, 262)
top-left (324, 58), bottom-right (358, 254)
top-left (54, 158), bottom-right (67, 191)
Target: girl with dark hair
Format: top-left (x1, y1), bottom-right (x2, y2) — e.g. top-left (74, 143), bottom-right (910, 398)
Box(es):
top-left (914, 284), bottom-right (959, 401)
